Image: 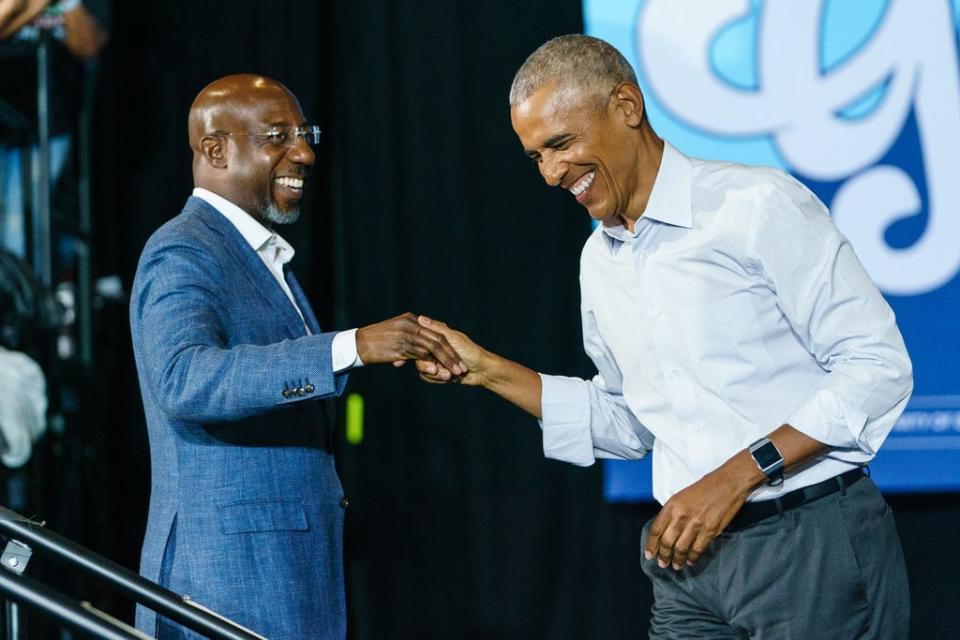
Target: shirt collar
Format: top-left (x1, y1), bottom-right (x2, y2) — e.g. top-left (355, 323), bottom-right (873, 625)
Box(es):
top-left (600, 141), bottom-right (693, 246)
top-left (192, 187), bottom-right (295, 264)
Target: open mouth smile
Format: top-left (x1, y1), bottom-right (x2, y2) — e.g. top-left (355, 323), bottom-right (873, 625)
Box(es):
top-left (274, 176), bottom-right (305, 192)
top-left (569, 170), bottom-right (595, 203)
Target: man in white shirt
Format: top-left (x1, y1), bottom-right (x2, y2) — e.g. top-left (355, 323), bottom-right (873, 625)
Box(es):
top-left (130, 74), bottom-right (466, 639)
top-left (416, 35), bottom-right (912, 639)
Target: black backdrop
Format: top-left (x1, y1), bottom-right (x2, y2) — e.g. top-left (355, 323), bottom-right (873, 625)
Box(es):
top-left (51, 0), bottom-right (960, 638)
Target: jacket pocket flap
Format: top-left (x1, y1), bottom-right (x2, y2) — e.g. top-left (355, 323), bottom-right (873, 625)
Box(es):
top-left (217, 500), bottom-right (309, 534)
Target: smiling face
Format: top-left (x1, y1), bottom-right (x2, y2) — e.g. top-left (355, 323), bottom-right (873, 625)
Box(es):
top-left (190, 75), bottom-right (315, 228)
top-left (221, 90), bottom-right (314, 226)
top-left (511, 82), bottom-right (656, 228)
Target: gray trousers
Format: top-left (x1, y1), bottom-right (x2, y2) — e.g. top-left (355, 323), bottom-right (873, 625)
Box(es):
top-left (641, 476), bottom-right (909, 639)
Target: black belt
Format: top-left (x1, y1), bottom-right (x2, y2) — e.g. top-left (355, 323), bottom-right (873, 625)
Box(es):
top-left (726, 468), bottom-right (866, 531)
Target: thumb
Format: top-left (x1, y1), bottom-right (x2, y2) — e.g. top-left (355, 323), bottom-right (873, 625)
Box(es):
top-left (393, 360), bottom-right (405, 367)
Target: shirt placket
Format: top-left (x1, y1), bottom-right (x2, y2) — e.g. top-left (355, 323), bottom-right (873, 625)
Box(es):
top-left (633, 228), bottom-right (701, 465)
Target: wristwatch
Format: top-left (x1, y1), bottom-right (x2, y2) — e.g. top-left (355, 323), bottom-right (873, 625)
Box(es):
top-left (749, 437), bottom-right (784, 486)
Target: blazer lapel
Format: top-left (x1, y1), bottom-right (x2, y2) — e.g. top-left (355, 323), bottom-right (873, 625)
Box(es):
top-left (192, 198), bottom-right (307, 339)
top-left (285, 269), bottom-right (321, 334)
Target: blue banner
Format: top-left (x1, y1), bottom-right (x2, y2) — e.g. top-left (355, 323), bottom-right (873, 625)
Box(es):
top-left (585, 0), bottom-right (960, 499)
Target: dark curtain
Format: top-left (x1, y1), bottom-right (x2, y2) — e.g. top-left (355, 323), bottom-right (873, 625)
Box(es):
top-left (61, 1), bottom-right (960, 639)
top-left (319, 2), bottom-right (661, 638)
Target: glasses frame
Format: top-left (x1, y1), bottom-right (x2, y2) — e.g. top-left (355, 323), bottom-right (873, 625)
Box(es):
top-left (217, 125), bottom-right (322, 147)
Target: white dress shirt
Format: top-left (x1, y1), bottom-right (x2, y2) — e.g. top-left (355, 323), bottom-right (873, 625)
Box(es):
top-left (538, 143), bottom-right (913, 504)
top-left (192, 188), bottom-right (361, 372)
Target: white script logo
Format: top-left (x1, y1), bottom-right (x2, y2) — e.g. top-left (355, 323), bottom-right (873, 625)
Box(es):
top-left (637, 0), bottom-right (960, 295)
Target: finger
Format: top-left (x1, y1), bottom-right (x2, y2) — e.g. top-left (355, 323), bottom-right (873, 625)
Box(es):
top-left (685, 532), bottom-right (714, 567)
top-left (656, 523), bottom-right (683, 569)
top-left (414, 359), bottom-right (453, 380)
top-left (415, 327), bottom-right (464, 375)
top-left (644, 514), bottom-right (667, 561)
top-left (418, 315), bottom-right (448, 331)
top-left (417, 317), bottom-right (468, 371)
top-left (419, 373), bottom-right (451, 385)
top-left (414, 360), bottom-right (438, 376)
top-left (393, 360), bottom-right (405, 368)
top-left (670, 527), bottom-right (698, 571)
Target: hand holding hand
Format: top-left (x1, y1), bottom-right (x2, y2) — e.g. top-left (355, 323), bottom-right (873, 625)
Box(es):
top-left (356, 312), bottom-right (467, 376)
top-left (413, 316), bottom-right (488, 386)
top-left (410, 316), bottom-right (544, 417)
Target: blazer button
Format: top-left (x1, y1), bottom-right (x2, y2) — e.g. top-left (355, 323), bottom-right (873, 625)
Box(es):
top-left (304, 383), bottom-right (315, 393)
top-left (340, 497), bottom-right (349, 509)
top-left (296, 387), bottom-right (306, 396)
top-left (282, 389), bottom-right (292, 398)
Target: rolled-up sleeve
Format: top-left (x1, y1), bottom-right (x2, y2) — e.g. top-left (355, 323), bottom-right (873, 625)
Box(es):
top-left (538, 300), bottom-right (655, 466)
top-left (751, 180), bottom-right (913, 454)
top-left (539, 373), bottom-right (655, 466)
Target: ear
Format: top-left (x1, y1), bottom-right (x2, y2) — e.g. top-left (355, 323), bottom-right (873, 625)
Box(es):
top-left (612, 83), bottom-right (645, 128)
top-left (200, 134), bottom-right (228, 169)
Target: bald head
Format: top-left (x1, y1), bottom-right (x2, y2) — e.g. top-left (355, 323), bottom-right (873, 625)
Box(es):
top-left (188, 74), bottom-right (298, 153)
top-left (188, 74), bottom-right (314, 227)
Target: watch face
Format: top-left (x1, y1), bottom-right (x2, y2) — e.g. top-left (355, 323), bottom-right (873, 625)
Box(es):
top-left (752, 441), bottom-right (783, 470)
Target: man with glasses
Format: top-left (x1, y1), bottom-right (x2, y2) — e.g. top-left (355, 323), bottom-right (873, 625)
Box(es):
top-left (130, 74), bottom-right (466, 639)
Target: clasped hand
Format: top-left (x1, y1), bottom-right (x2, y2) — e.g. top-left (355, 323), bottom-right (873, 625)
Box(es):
top-left (411, 316), bottom-right (487, 386)
top-left (355, 312), bottom-right (468, 376)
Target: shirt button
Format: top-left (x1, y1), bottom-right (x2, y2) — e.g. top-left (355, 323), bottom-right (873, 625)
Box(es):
top-left (671, 368), bottom-right (680, 377)
top-left (340, 497), bottom-right (350, 509)
top-left (653, 308), bottom-right (662, 318)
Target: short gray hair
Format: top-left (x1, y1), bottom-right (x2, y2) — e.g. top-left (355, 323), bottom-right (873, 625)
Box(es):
top-left (509, 35), bottom-right (638, 109)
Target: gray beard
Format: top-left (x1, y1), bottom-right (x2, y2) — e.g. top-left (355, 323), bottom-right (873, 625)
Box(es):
top-left (261, 202), bottom-right (300, 225)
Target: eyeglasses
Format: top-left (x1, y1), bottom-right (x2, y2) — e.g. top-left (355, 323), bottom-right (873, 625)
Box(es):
top-left (218, 125), bottom-right (322, 147)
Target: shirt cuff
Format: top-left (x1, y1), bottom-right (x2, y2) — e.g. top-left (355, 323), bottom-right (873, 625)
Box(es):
top-left (786, 388), bottom-right (869, 452)
top-left (538, 373), bottom-right (596, 467)
top-left (331, 328), bottom-right (363, 373)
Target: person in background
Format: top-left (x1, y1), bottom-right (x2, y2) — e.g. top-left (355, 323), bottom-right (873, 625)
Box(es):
top-left (0, 0), bottom-right (108, 256)
top-left (417, 35), bottom-right (912, 639)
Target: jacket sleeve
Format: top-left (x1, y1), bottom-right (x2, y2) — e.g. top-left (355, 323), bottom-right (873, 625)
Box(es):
top-left (131, 240), bottom-right (348, 424)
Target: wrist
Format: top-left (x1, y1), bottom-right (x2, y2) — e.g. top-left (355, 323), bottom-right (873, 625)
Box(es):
top-left (475, 348), bottom-right (501, 389)
top-left (720, 449), bottom-right (769, 497)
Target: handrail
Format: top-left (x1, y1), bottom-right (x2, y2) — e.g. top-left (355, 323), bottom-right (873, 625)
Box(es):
top-left (0, 506), bottom-right (265, 640)
top-left (0, 570), bottom-right (140, 639)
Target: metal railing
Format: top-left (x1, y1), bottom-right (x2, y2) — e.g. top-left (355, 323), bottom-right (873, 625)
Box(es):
top-left (0, 506), bottom-right (266, 639)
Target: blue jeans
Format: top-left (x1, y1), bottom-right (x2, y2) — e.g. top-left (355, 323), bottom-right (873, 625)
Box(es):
top-left (0, 134), bottom-right (71, 257)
